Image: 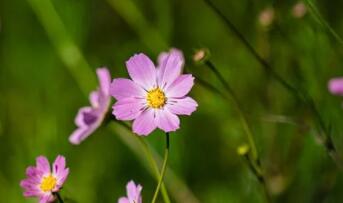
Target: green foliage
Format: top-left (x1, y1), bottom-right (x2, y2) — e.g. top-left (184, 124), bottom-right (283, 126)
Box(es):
top-left (1, 0), bottom-right (343, 202)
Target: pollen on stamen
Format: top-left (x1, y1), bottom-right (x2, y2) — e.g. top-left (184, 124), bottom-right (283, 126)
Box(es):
top-left (40, 174), bottom-right (57, 192)
top-left (146, 88), bottom-right (166, 108)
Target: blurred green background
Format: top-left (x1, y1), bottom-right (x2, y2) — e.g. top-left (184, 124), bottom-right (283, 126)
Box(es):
top-left (2, 0), bottom-right (343, 202)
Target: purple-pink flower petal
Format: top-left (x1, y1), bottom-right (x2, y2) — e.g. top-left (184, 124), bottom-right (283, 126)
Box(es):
top-left (69, 67), bottom-right (111, 145)
top-left (127, 181), bottom-right (142, 203)
top-left (69, 127), bottom-right (95, 144)
top-left (118, 180), bottom-right (142, 203)
top-left (21, 155), bottom-right (69, 203)
top-left (110, 78), bottom-right (145, 100)
top-left (155, 109), bottom-right (180, 132)
top-left (23, 190), bottom-right (42, 197)
top-left (167, 97), bottom-right (198, 116)
top-left (328, 77), bottom-right (343, 96)
top-left (112, 98), bottom-right (145, 121)
top-left (158, 50), bottom-right (184, 89)
top-left (132, 109), bottom-right (157, 136)
top-left (39, 194), bottom-right (54, 203)
top-left (166, 74), bottom-right (195, 98)
top-left (53, 155), bottom-right (69, 186)
top-left (97, 67), bottom-right (111, 96)
top-left (111, 49), bottom-right (197, 136)
top-left (36, 156), bottom-right (50, 174)
top-left (126, 53), bottom-right (157, 90)
top-left (90, 91), bottom-right (100, 108)
top-left (118, 197), bottom-right (129, 203)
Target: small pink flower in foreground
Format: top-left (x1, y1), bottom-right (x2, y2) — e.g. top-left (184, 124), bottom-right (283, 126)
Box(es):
top-left (69, 67), bottom-right (111, 144)
top-left (20, 155), bottom-right (69, 203)
top-left (118, 180), bottom-right (142, 203)
top-left (328, 77), bottom-right (343, 96)
top-left (110, 49), bottom-right (198, 136)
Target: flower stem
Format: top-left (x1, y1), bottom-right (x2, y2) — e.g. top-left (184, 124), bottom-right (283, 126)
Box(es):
top-left (205, 60), bottom-right (258, 161)
top-left (306, 0), bottom-right (343, 45)
top-left (204, 60), bottom-right (271, 201)
top-left (202, 0), bottom-right (342, 169)
top-left (138, 138), bottom-right (171, 203)
top-left (151, 133), bottom-right (170, 203)
top-left (55, 192), bottom-right (64, 203)
top-left (242, 154), bottom-right (271, 203)
top-left (115, 121), bottom-right (171, 203)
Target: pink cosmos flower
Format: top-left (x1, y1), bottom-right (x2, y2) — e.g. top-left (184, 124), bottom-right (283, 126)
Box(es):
top-left (110, 49), bottom-right (198, 136)
top-left (118, 180), bottom-right (142, 203)
top-left (69, 68), bottom-right (111, 144)
top-left (328, 77), bottom-right (343, 96)
top-left (20, 155), bottom-right (69, 203)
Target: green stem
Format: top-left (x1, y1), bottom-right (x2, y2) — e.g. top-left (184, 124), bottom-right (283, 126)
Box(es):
top-left (202, 0), bottom-right (300, 97)
top-left (203, 0), bottom-right (342, 169)
top-left (243, 155), bottom-right (271, 203)
top-left (205, 60), bottom-right (258, 161)
top-left (151, 133), bottom-right (170, 203)
top-left (205, 60), bottom-right (270, 201)
top-left (306, 0), bottom-right (343, 45)
top-left (115, 121), bottom-right (171, 203)
top-left (138, 138), bottom-right (171, 203)
top-left (55, 192), bottom-right (64, 203)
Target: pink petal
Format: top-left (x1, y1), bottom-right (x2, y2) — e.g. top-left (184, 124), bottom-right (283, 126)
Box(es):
top-left (89, 91), bottom-right (100, 108)
top-left (132, 109), bottom-right (157, 136)
top-left (23, 190), bottom-right (41, 197)
top-left (39, 194), bottom-right (54, 203)
top-left (126, 181), bottom-right (142, 203)
top-left (157, 48), bottom-right (184, 69)
top-left (127, 181), bottom-right (137, 201)
top-left (112, 98), bottom-right (145, 121)
top-left (328, 77), bottom-right (343, 96)
top-left (20, 178), bottom-right (40, 188)
top-left (74, 107), bottom-right (93, 127)
top-left (52, 155), bottom-right (65, 176)
top-left (96, 67), bottom-right (111, 95)
top-left (167, 97), bottom-right (198, 116)
top-left (118, 197), bottom-right (129, 203)
top-left (126, 53), bottom-right (157, 90)
top-left (155, 109), bottom-right (180, 132)
top-left (166, 74), bottom-right (194, 98)
top-left (157, 52), bottom-right (169, 69)
top-left (55, 168), bottom-right (69, 189)
top-left (36, 156), bottom-right (51, 174)
top-left (69, 126), bottom-right (96, 145)
top-left (158, 50), bottom-right (184, 89)
top-left (25, 166), bottom-right (43, 180)
top-left (110, 78), bottom-right (145, 100)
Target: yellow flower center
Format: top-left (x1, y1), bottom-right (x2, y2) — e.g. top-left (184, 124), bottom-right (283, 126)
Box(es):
top-left (40, 174), bottom-right (57, 192)
top-left (147, 88), bottom-right (166, 108)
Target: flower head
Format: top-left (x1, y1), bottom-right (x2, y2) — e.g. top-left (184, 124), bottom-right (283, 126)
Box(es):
top-left (259, 7), bottom-right (275, 27)
top-left (193, 48), bottom-right (210, 64)
top-left (20, 155), bottom-right (69, 203)
top-left (110, 49), bottom-right (198, 136)
top-left (292, 2), bottom-right (307, 18)
top-left (328, 77), bottom-right (343, 96)
top-left (118, 180), bottom-right (142, 203)
top-left (69, 68), bottom-right (111, 144)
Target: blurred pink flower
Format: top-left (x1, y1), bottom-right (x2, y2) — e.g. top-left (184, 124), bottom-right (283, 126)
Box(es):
top-left (69, 68), bottom-right (111, 144)
top-left (118, 180), bottom-right (142, 203)
top-left (328, 77), bottom-right (343, 96)
top-left (292, 2), bottom-right (307, 18)
top-left (259, 7), bottom-right (275, 27)
top-left (20, 155), bottom-right (69, 203)
top-left (110, 49), bottom-right (198, 136)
